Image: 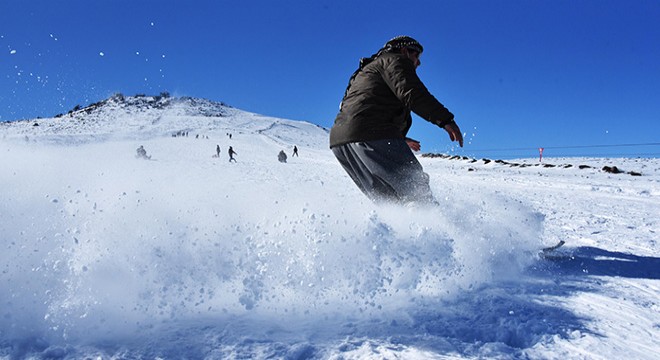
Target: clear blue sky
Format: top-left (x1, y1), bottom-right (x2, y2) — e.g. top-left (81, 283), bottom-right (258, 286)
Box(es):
top-left (2, 0), bottom-right (659, 158)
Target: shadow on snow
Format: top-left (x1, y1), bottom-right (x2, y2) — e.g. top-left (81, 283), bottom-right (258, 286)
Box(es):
top-left (536, 246), bottom-right (660, 279)
top-left (402, 246), bottom-right (660, 357)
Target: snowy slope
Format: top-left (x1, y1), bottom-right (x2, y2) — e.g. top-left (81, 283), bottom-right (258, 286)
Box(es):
top-left (0, 96), bottom-right (658, 359)
top-left (0, 94), bottom-right (328, 148)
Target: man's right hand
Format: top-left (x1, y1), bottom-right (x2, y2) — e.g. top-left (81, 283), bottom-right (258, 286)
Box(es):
top-left (443, 122), bottom-right (464, 147)
top-left (405, 138), bottom-right (421, 152)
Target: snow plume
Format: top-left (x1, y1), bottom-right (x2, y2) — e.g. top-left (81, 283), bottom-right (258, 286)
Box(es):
top-left (0, 137), bottom-right (543, 348)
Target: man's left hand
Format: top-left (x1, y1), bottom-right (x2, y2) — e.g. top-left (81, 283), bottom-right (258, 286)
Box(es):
top-left (444, 122), bottom-right (464, 147)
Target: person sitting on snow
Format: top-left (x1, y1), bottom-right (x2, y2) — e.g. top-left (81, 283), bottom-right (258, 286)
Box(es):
top-left (278, 150), bottom-right (288, 163)
top-left (136, 145), bottom-right (151, 160)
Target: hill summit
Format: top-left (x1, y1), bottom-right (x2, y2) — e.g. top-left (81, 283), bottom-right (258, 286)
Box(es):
top-left (55, 92), bottom-right (233, 119)
top-left (0, 93), bottom-right (329, 147)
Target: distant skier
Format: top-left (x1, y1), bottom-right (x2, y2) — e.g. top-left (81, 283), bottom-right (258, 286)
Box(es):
top-left (136, 145), bottom-right (151, 160)
top-left (216, 144), bottom-right (221, 158)
top-left (228, 146), bottom-right (237, 162)
top-left (278, 150), bottom-right (288, 163)
top-left (292, 146), bottom-right (299, 157)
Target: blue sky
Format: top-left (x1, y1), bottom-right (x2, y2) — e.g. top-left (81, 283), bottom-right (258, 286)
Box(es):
top-left (2, 0), bottom-right (659, 158)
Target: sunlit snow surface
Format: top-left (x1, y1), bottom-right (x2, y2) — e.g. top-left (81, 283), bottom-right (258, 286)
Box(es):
top-left (1, 98), bottom-right (658, 359)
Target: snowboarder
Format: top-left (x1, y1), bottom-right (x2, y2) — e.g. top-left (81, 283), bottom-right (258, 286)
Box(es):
top-left (329, 36), bottom-right (463, 205)
top-left (278, 150), bottom-right (288, 163)
top-left (136, 145), bottom-right (151, 160)
top-left (292, 146), bottom-right (299, 157)
top-left (228, 146), bottom-right (237, 162)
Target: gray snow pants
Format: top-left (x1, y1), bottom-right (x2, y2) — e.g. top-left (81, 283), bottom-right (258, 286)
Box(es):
top-left (331, 139), bottom-right (435, 204)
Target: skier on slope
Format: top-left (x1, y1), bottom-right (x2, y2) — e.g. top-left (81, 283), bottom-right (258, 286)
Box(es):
top-left (228, 146), bottom-right (237, 162)
top-left (329, 36), bottom-right (463, 205)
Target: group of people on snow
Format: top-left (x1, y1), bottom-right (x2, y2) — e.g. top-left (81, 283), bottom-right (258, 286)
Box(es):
top-left (278, 146), bottom-right (298, 163)
top-left (138, 142), bottom-right (299, 164)
top-left (212, 144), bottom-right (237, 162)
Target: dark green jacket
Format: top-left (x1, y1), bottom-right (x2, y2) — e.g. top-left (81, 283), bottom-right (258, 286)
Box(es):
top-left (329, 52), bottom-right (454, 147)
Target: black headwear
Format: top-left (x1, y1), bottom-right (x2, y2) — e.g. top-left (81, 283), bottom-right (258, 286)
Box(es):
top-left (383, 35), bottom-right (424, 54)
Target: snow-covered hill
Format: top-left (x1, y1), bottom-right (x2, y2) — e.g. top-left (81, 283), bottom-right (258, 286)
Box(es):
top-left (0, 94), bottom-right (329, 148)
top-left (0, 96), bottom-right (658, 359)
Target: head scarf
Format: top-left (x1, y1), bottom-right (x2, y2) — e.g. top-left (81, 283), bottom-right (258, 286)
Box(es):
top-left (383, 36), bottom-right (424, 54)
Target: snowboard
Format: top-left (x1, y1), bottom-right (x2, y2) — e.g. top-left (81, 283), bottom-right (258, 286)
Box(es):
top-left (539, 240), bottom-right (566, 259)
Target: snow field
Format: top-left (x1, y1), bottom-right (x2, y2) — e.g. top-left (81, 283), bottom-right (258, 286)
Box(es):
top-left (1, 104), bottom-right (658, 358)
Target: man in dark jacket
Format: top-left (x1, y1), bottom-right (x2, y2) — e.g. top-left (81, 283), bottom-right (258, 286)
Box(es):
top-left (330, 36), bottom-right (463, 204)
